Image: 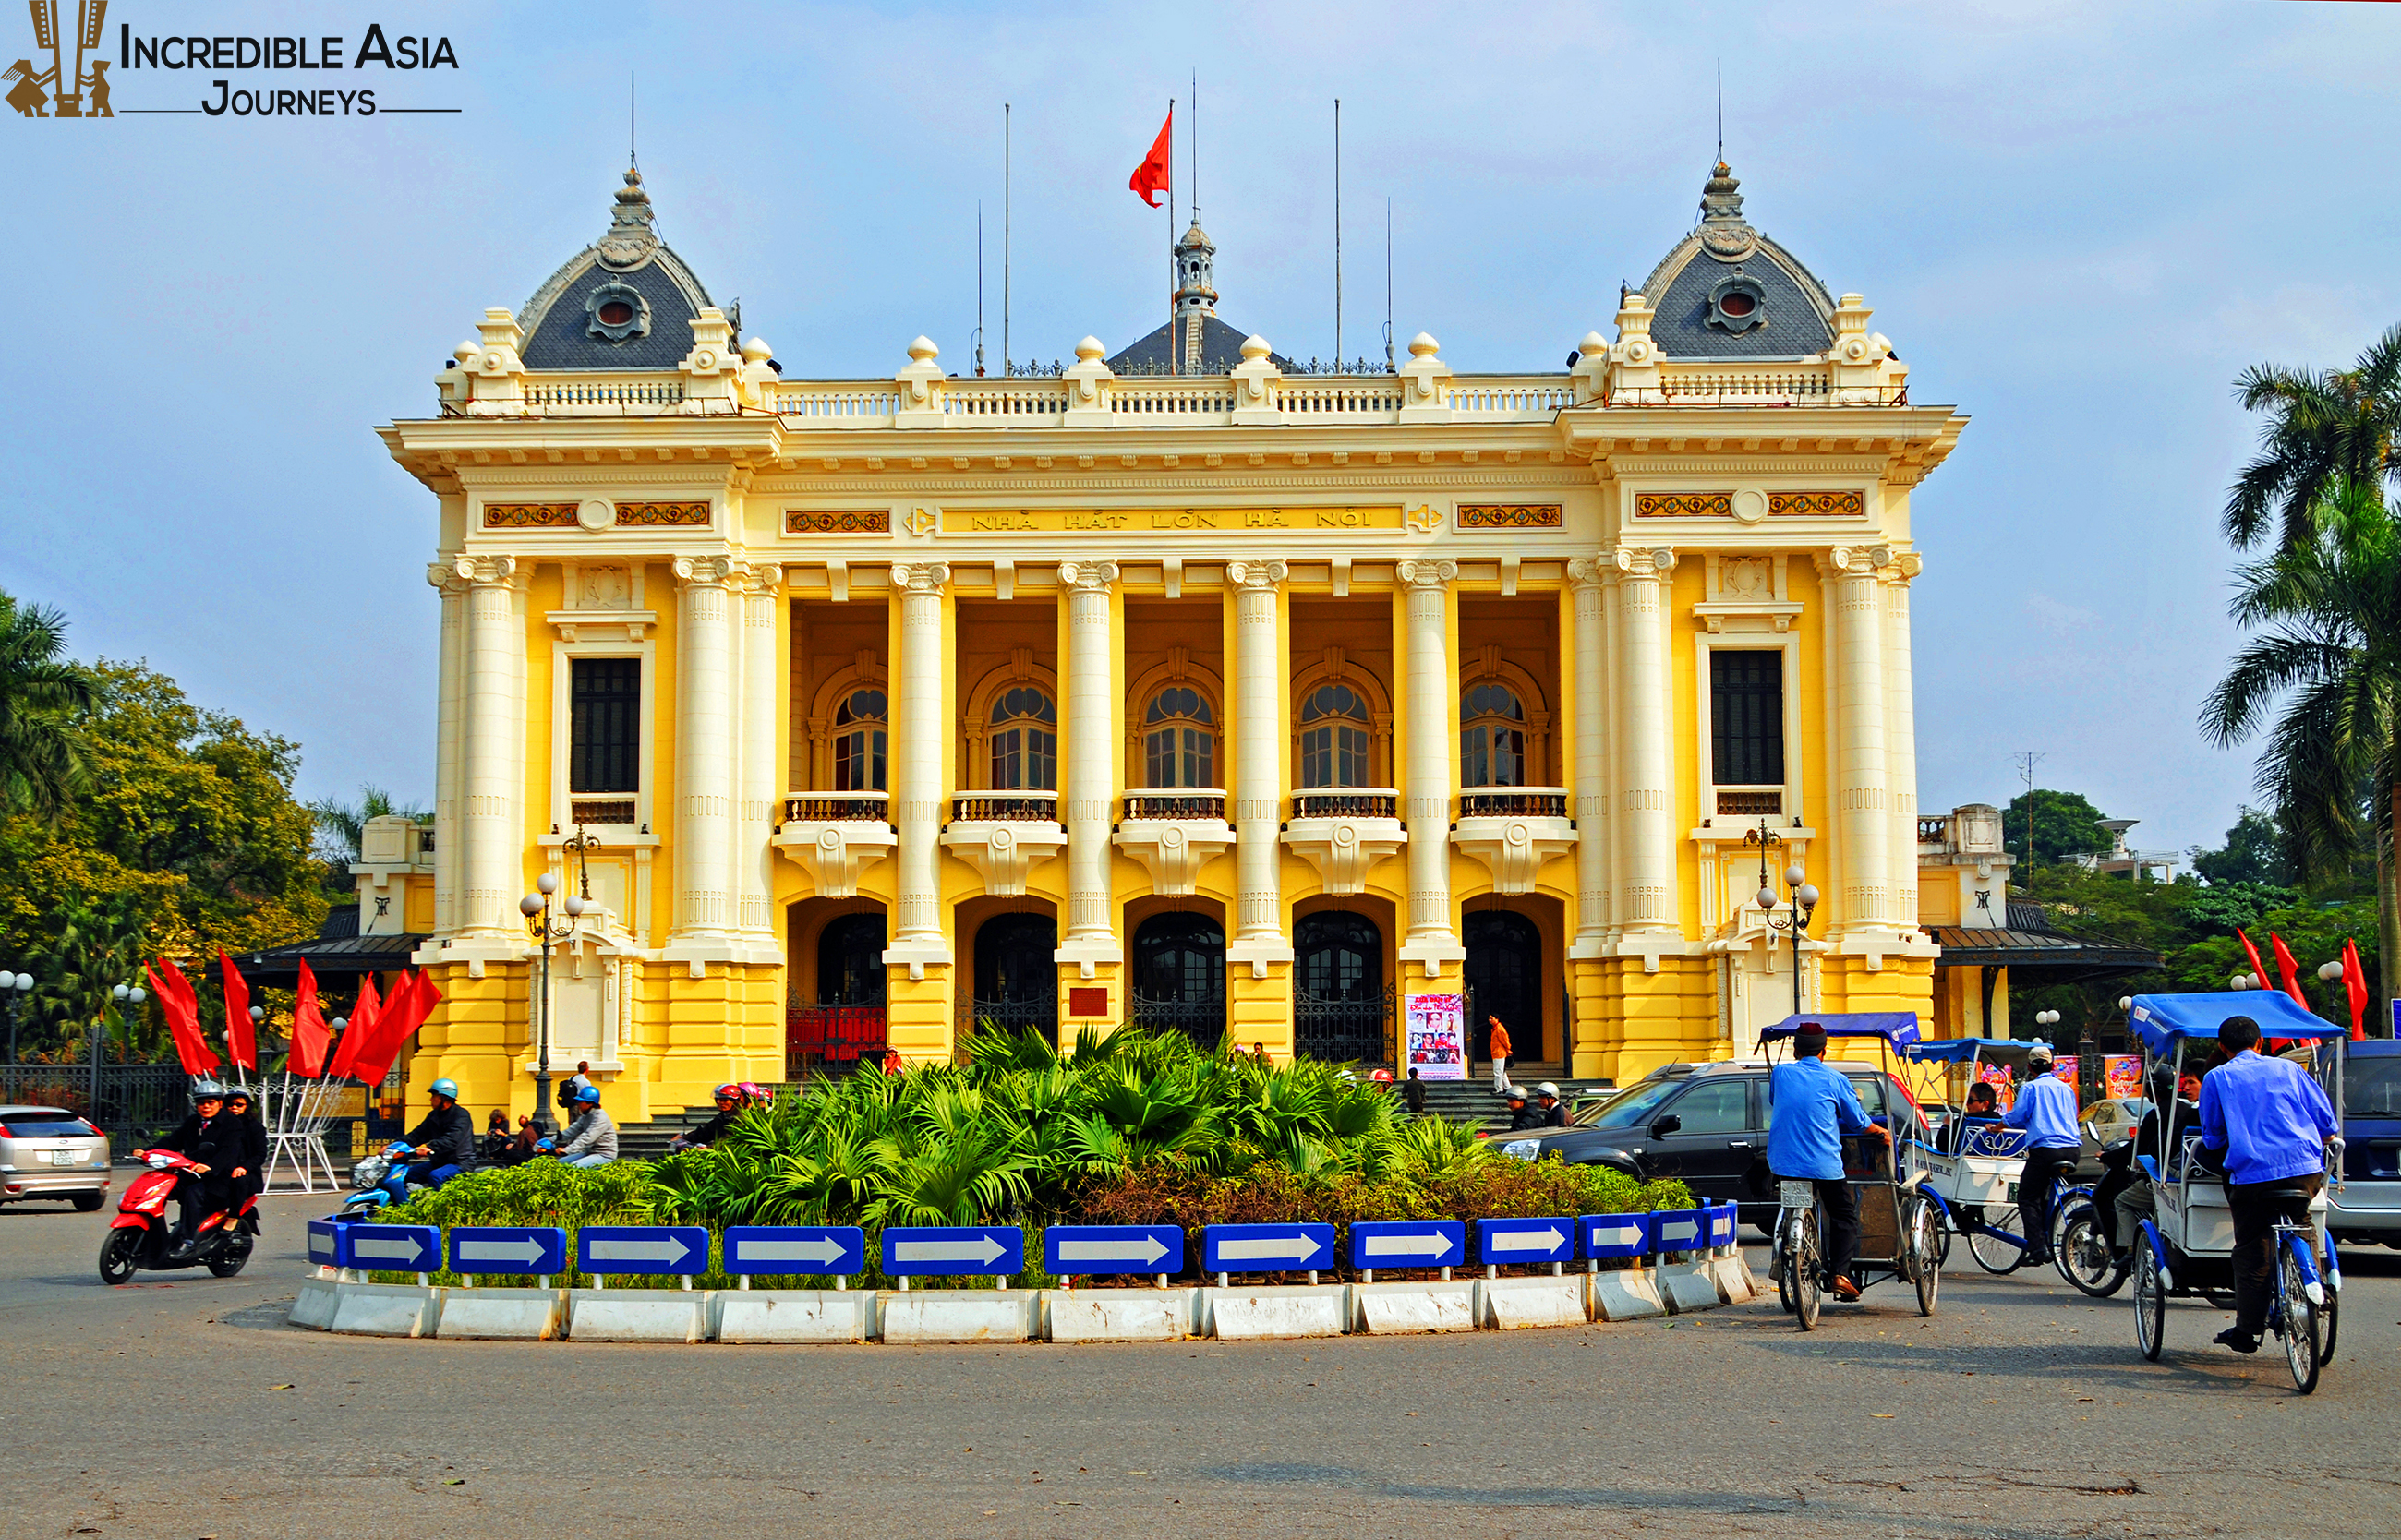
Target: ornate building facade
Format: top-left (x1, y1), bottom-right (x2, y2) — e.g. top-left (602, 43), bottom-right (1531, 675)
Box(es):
top-left (381, 160), bottom-right (1963, 1126)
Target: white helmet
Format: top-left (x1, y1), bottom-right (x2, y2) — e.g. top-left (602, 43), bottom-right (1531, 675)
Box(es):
top-left (1537, 1082), bottom-right (1560, 1099)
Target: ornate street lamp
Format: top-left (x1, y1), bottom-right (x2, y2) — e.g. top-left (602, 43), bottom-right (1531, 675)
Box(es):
top-left (1744, 820), bottom-right (1820, 1020)
top-left (96, 981), bottom-right (149, 1112)
top-left (0, 969), bottom-right (34, 1066)
top-left (521, 826), bottom-right (600, 1119)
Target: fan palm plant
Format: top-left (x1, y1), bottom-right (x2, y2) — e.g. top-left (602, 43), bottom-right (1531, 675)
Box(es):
top-left (0, 591), bottom-right (94, 820)
top-left (2225, 324), bottom-right (2401, 551)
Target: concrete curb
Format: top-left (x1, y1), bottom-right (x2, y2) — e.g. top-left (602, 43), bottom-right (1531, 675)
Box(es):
top-left (1200, 1283), bottom-right (1349, 1339)
top-left (568, 1288), bottom-right (709, 1343)
top-left (328, 1280), bottom-right (444, 1337)
top-left (1657, 1257), bottom-right (1723, 1315)
top-left (1590, 1266), bottom-right (1666, 1321)
top-left (436, 1287), bottom-right (564, 1340)
top-left (715, 1288), bottom-right (877, 1343)
top-left (1350, 1280), bottom-right (1477, 1334)
top-left (881, 1289), bottom-right (1040, 1344)
top-left (1044, 1288), bottom-right (1199, 1342)
top-left (1477, 1274), bottom-right (1588, 1329)
top-left (290, 1268), bottom-right (343, 1331)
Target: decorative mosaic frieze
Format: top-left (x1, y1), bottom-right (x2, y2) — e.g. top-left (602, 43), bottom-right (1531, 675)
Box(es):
top-left (1634, 491), bottom-right (1732, 519)
top-left (1769, 490), bottom-right (1864, 517)
top-left (481, 502), bottom-right (578, 529)
top-left (1456, 503), bottom-right (1563, 529)
top-left (786, 509), bottom-right (890, 535)
top-left (615, 500), bottom-right (711, 527)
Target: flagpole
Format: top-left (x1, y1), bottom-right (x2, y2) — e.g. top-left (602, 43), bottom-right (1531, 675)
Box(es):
top-left (1334, 97), bottom-right (1343, 370)
top-left (1003, 103), bottom-right (1011, 378)
top-left (1167, 98), bottom-right (1176, 378)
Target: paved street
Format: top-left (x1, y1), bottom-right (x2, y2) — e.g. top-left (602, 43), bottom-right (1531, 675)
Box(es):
top-left (2, 1191), bottom-right (2396, 1539)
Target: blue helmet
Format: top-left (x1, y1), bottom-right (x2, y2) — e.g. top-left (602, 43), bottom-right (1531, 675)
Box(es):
top-left (573, 1083), bottom-right (600, 1106)
top-left (428, 1077), bottom-right (460, 1101)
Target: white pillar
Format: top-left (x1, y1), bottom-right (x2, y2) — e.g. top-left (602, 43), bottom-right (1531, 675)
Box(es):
top-left (453, 554), bottom-right (523, 941)
top-left (1884, 553), bottom-right (1923, 930)
top-left (885, 561), bottom-right (952, 977)
top-left (1613, 545), bottom-right (1677, 943)
top-left (1567, 557), bottom-right (1610, 956)
top-left (1395, 558), bottom-right (1464, 978)
top-left (737, 566), bottom-right (782, 939)
top-left (1225, 559), bottom-right (1291, 975)
top-left (1828, 546), bottom-right (1891, 937)
top-left (670, 556), bottom-right (739, 943)
top-left (1056, 560), bottom-right (1123, 975)
top-left (426, 559), bottom-right (469, 940)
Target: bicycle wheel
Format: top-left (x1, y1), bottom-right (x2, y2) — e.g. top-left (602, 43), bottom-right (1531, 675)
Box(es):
top-left (2277, 1243), bottom-right (2320, 1394)
top-left (1773, 1218), bottom-right (1797, 1315)
top-left (2320, 1278), bottom-right (2339, 1365)
top-left (1793, 1210), bottom-right (1822, 1331)
top-left (1910, 1198), bottom-right (1941, 1317)
top-left (2133, 1243), bottom-right (2166, 1361)
top-left (2057, 1204), bottom-right (2125, 1298)
top-left (1925, 1200), bottom-right (1954, 1268)
top-left (1967, 1206), bottom-right (2026, 1275)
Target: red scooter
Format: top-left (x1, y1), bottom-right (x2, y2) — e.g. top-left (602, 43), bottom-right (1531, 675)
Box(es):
top-left (97, 1148), bottom-right (259, 1284)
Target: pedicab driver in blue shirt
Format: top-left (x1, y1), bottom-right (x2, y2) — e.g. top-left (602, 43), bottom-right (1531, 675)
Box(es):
top-left (1768, 1024), bottom-right (1888, 1302)
top-left (2000, 1043), bottom-right (2081, 1268)
top-left (2194, 1014), bottom-right (2338, 1354)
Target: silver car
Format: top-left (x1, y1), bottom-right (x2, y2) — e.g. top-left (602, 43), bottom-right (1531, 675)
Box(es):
top-left (0, 1104), bottom-right (114, 1209)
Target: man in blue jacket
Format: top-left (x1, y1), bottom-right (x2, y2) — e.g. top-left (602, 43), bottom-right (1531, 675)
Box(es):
top-left (2001, 1043), bottom-right (2082, 1268)
top-left (2196, 1015), bottom-right (2337, 1354)
top-left (1768, 1025), bottom-right (1886, 1301)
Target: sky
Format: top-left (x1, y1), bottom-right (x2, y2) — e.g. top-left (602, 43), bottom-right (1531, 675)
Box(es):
top-left (6, 1), bottom-right (2397, 860)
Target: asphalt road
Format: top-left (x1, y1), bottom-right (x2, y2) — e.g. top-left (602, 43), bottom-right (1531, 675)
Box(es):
top-left (1, 1191), bottom-right (2396, 1540)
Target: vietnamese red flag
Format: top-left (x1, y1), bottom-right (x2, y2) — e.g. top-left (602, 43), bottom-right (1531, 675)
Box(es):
top-left (2343, 937), bottom-right (2369, 1041)
top-left (1128, 106), bottom-right (1172, 208)
top-left (328, 972), bottom-right (382, 1081)
top-left (217, 950), bottom-right (254, 1070)
top-left (289, 959), bottom-right (331, 1078)
top-left (2237, 928), bottom-right (2271, 989)
top-left (352, 970), bottom-right (440, 1088)
top-left (2270, 932), bottom-right (2311, 1014)
top-left (147, 959), bottom-right (219, 1077)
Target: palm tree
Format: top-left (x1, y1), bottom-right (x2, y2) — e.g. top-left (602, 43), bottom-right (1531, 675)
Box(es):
top-left (0, 590), bottom-right (94, 819)
top-left (308, 784), bottom-right (428, 866)
top-left (2202, 478), bottom-right (2401, 1024)
top-left (2225, 324), bottom-right (2401, 551)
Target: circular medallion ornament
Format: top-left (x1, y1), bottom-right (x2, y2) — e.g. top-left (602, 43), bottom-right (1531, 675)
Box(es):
top-left (1731, 489), bottom-right (1768, 524)
top-left (577, 499), bottom-right (615, 532)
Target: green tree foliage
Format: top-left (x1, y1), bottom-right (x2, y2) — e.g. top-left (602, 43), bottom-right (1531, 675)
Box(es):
top-left (2190, 807), bottom-right (2298, 888)
top-left (0, 591), bottom-right (95, 820)
top-left (2000, 788), bottom-right (2113, 866)
top-left (2225, 324), bottom-right (2401, 552)
top-left (307, 784), bottom-right (428, 896)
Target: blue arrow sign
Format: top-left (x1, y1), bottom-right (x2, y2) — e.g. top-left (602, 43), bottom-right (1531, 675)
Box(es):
top-left (306, 1218), bottom-right (339, 1267)
top-left (1201, 1222), bottom-right (1336, 1275)
top-left (723, 1225), bottom-right (865, 1276)
top-left (1477, 1216), bottom-right (1575, 1266)
top-left (879, 1225), bottom-right (1024, 1278)
top-left (577, 1225), bottom-right (709, 1276)
top-left (1706, 1204), bottom-right (1737, 1249)
top-left (449, 1225), bottom-right (567, 1276)
top-left (1348, 1220), bottom-right (1466, 1269)
top-left (1582, 1212), bottom-right (1651, 1260)
top-left (1044, 1224), bottom-right (1184, 1277)
top-left (1651, 1209), bottom-right (1707, 1255)
top-left (338, 1222), bottom-right (439, 1271)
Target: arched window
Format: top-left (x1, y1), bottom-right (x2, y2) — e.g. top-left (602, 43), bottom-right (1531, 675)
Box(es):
top-left (1461, 680), bottom-right (1526, 788)
top-left (832, 689), bottom-right (887, 792)
top-left (988, 685), bottom-right (1057, 790)
top-left (1143, 685), bottom-right (1215, 788)
top-left (1298, 683), bottom-right (1370, 788)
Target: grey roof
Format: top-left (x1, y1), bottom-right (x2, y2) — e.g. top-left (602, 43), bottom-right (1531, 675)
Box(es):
top-left (1637, 162), bottom-right (1836, 360)
top-left (517, 166), bottom-right (718, 372)
top-left (1106, 313), bottom-right (1292, 377)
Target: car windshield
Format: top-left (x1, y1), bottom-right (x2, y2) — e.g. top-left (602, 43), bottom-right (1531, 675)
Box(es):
top-left (2345, 1055), bottom-right (2401, 1117)
top-left (4, 1113), bottom-right (95, 1137)
top-left (1580, 1079), bottom-right (1686, 1129)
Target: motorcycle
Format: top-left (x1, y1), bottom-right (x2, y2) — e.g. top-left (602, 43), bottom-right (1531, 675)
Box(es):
top-left (97, 1149), bottom-right (259, 1284)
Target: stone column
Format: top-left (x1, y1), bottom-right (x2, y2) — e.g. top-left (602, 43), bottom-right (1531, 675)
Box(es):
top-left (1613, 545), bottom-right (1677, 943)
top-left (885, 561), bottom-right (953, 976)
top-left (670, 556), bottom-right (740, 943)
top-left (1056, 560), bottom-right (1123, 975)
top-left (1884, 553), bottom-right (1924, 930)
top-left (1828, 546), bottom-right (1892, 937)
top-left (426, 560), bottom-right (470, 939)
top-left (1395, 558), bottom-right (1465, 978)
top-left (1566, 557), bottom-right (1611, 956)
top-left (453, 555), bottom-right (522, 940)
top-left (737, 565), bottom-right (783, 939)
top-left (1225, 559), bottom-right (1292, 974)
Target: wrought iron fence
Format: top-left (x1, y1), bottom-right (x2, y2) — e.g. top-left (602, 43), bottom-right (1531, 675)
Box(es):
top-left (1128, 993), bottom-right (1225, 1054)
top-left (0, 1064), bottom-right (190, 1151)
top-left (959, 998), bottom-right (1060, 1051)
top-left (786, 1005), bottom-right (888, 1077)
top-left (1295, 987), bottom-right (1394, 1065)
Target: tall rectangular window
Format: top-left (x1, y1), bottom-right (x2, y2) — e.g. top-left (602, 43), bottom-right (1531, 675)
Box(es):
top-left (570, 657), bottom-right (641, 793)
top-left (1709, 650), bottom-right (1783, 787)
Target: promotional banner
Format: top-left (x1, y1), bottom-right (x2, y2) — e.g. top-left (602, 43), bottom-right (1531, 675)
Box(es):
top-left (1974, 1062), bottom-right (2015, 1111)
top-left (2104, 1055), bottom-right (2144, 1101)
top-left (1403, 993), bottom-right (1466, 1080)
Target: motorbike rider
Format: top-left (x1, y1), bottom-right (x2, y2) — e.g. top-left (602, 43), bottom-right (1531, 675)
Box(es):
top-left (1534, 1082), bottom-right (1569, 1129)
top-left (220, 1087), bottom-right (269, 1208)
top-left (151, 1080), bottom-right (239, 1241)
top-left (380, 1077), bottom-right (474, 1202)
top-left (2194, 1014), bottom-right (2338, 1354)
top-left (2000, 1044), bottom-right (2081, 1269)
top-left (1503, 1085), bottom-right (1544, 1131)
top-left (679, 1084), bottom-right (747, 1151)
top-left (1767, 1023), bottom-right (1888, 1302)
top-left (548, 1083), bottom-right (618, 1168)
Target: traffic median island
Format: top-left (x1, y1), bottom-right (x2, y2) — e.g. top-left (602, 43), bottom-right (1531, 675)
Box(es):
top-left (879, 1288), bottom-right (1040, 1344)
top-left (1200, 1282), bottom-right (1351, 1340)
top-left (1350, 1279), bottom-right (1477, 1334)
top-left (715, 1287), bottom-right (875, 1343)
top-left (1041, 1286), bottom-right (1200, 1342)
top-left (437, 1286), bottom-right (565, 1340)
top-left (567, 1286), bottom-right (709, 1343)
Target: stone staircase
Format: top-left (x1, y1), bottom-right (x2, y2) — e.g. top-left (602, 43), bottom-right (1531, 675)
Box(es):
top-left (612, 1086), bottom-right (798, 1161)
top-left (1407, 1073), bottom-right (1620, 1133)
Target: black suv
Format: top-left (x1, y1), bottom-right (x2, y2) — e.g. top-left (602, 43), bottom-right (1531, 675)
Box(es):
top-left (1490, 1061), bottom-right (1930, 1230)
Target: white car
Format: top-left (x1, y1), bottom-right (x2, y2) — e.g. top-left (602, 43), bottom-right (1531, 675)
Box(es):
top-left (0, 1104), bottom-right (114, 1209)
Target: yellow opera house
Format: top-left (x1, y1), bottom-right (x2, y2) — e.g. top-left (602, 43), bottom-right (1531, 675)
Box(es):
top-left (375, 158), bottom-right (1964, 1131)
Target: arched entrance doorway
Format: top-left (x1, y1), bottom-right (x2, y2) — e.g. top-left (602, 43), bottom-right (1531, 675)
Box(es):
top-left (1465, 909), bottom-right (1541, 1069)
top-left (790, 910), bottom-right (887, 1074)
top-left (1294, 910), bottom-right (1389, 1063)
top-left (1129, 912), bottom-right (1225, 1053)
top-left (970, 912), bottom-right (1059, 1047)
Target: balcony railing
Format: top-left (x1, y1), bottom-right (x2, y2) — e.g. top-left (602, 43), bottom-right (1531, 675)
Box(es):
top-left (783, 790), bottom-right (891, 824)
top-left (517, 374), bottom-right (688, 415)
top-left (570, 798), bottom-right (637, 826)
top-left (1291, 788), bottom-right (1400, 821)
top-left (1715, 788), bottom-right (1783, 819)
top-left (1460, 787), bottom-right (1569, 819)
top-left (950, 790), bottom-right (1060, 823)
top-left (1123, 789), bottom-right (1227, 821)
top-left (786, 1005), bottom-right (887, 1076)
top-left (1918, 815), bottom-right (1950, 844)
top-left (1128, 993), bottom-right (1225, 1054)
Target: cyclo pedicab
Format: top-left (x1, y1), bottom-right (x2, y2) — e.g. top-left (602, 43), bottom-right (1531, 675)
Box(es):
top-left (1761, 1013), bottom-right (1944, 1329)
top-left (2125, 990), bottom-right (2346, 1394)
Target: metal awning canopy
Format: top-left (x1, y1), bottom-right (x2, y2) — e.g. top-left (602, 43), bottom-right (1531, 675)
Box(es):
top-left (225, 933), bottom-right (426, 988)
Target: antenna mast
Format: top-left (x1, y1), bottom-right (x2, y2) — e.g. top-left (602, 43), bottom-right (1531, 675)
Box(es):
top-left (1715, 59), bottom-right (1722, 162)
top-left (1333, 98), bottom-right (1343, 370)
top-left (1168, 96), bottom-right (1177, 378)
top-left (975, 203), bottom-right (986, 377)
top-left (1003, 103), bottom-right (1012, 377)
top-left (2011, 751), bottom-right (2048, 884)
top-left (630, 73), bottom-right (636, 167)
top-left (1383, 198), bottom-right (1394, 373)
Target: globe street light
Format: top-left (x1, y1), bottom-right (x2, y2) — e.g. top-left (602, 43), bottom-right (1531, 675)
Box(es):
top-left (0, 969), bottom-right (33, 1066)
top-left (1743, 821), bottom-right (1819, 1021)
top-left (524, 826), bottom-right (601, 1119)
top-left (95, 981), bottom-right (149, 1113)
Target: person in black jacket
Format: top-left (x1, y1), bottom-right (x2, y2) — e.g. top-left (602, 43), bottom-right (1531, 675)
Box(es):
top-left (676, 1084), bottom-right (748, 1152)
top-left (1402, 1068), bottom-right (1429, 1115)
top-left (219, 1087), bottom-right (270, 1208)
top-left (1504, 1086), bottom-right (1546, 1131)
top-left (151, 1080), bottom-right (240, 1239)
top-left (379, 1077), bottom-right (475, 1202)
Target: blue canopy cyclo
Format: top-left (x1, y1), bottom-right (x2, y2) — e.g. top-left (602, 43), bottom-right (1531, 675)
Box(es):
top-left (1898, 1035), bottom-right (2100, 1285)
top-left (2123, 991), bottom-right (2346, 1393)
top-left (1758, 1013), bottom-right (1942, 1330)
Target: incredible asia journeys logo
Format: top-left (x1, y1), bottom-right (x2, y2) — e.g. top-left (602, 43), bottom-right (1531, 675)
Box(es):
top-left (6, 2), bottom-right (459, 119)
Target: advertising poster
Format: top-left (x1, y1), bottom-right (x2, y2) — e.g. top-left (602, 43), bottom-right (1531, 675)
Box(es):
top-left (2105, 1055), bottom-right (2145, 1100)
top-left (1404, 993), bottom-right (1466, 1080)
top-left (1974, 1062), bottom-right (2016, 1111)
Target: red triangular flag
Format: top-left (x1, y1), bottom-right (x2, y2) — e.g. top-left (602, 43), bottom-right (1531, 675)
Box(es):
top-left (217, 950), bottom-right (254, 1070)
top-left (2343, 937), bottom-right (2369, 1042)
top-left (2270, 932), bottom-right (2311, 1015)
top-left (289, 959), bottom-right (331, 1078)
top-left (350, 970), bottom-right (439, 1089)
top-left (2237, 928), bottom-right (2270, 989)
top-left (148, 959), bottom-right (219, 1077)
top-left (1128, 106), bottom-right (1172, 208)
top-left (328, 973), bottom-right (382, 1081)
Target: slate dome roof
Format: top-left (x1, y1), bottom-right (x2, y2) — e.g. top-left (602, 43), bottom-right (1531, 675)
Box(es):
top-left (1636, 162), bottom-right (1836, 360)
top-left (515, 166), bottom-right (724, 371)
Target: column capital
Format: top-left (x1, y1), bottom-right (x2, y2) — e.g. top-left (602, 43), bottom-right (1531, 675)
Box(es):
top-left (446, 553), bottom-right (519, 588)
top-left (671, 554), bottom-right (747, 587)
top-left (730, 562), bottom-right (783, 597)
top-left (1395, 557), bottom-right (1457, 589)
top-left (427, 559), bottom-right (473, 596)
top-left (1566, 555), bottom-right (1611, 588)
top-left (1226, 558), bottom-right (1288, 590)
top-left (1610, 545), bottom-right (1675, 578)
top-left (1056, 559), bottom-right (1119, 592)
top-left (890, 560), bottom-right (951, 594)
top-left (1819, 544), bottom-right (1894, 577)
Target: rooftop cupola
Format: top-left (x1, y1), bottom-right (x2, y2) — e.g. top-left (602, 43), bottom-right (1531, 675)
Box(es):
top-left (513, 163), bottom-right (727, 371)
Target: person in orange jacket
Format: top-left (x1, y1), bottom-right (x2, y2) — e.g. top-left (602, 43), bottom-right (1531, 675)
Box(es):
top-left (1487, 1015), bottom-right (1514, 1095)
